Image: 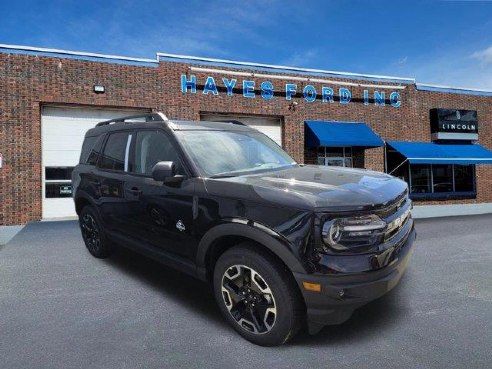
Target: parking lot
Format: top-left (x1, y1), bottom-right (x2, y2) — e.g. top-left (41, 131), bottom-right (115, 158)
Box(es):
top-left (1, 214), bottom-right (491, 369)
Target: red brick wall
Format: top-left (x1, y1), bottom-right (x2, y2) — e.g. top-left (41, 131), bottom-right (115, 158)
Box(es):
top-left (1, 52), bottom-right (491, 225)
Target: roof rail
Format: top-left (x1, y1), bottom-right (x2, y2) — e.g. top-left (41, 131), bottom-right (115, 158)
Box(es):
top-left (96, 112), bottom-right (167, 127)
top-left (214, 119), bottom-right (246, 126)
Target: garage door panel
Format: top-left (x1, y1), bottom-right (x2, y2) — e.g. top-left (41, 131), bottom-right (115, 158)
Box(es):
top-left (43, 124), bottom-right (98, 138)
top-left (200, 114), bottom-right (282, 146)
top-left (43, 151), bottom-right (81, 167)
top-left (41, 106), bottom-right (145, 219)
top-left (43, 136), bottom-right (86, 150)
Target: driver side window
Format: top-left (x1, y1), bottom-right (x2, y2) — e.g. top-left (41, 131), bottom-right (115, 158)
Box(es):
top-left (133, 130), bottom-right (184, 176)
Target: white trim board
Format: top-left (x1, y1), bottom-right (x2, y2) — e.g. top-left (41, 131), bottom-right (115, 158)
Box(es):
top-left (412, 203), bottom-right (492, 219)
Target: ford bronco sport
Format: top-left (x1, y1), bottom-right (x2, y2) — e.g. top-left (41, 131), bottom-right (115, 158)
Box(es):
top-left (72, 112), bottom-right (416, 346)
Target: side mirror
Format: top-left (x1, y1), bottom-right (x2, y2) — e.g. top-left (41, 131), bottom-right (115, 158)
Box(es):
top-left (152, 161), bottom-right (175, 182)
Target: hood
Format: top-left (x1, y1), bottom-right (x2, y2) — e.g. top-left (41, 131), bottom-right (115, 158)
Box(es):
top-left (204, 165), bottom-right (408, 212)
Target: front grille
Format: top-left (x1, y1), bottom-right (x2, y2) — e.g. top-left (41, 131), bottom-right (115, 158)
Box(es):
top-left (384, 206), bottom-right (411, 242)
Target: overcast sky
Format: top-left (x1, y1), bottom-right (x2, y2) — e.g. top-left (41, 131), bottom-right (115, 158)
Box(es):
top-left (1, 0), bottom-right (492, 89)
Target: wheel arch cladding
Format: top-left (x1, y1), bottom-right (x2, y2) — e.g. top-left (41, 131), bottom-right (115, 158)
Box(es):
top-left (196, 223), bottom-right (309, 278)
top-left (75, 197), bottom-right (91, 215)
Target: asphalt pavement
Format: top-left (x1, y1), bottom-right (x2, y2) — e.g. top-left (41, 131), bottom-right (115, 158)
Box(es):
top-left (1, 215), bottom-right (491, 369)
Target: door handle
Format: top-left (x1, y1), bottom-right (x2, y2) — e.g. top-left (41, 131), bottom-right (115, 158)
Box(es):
top-left (128, 187), bottom-right (143, 195)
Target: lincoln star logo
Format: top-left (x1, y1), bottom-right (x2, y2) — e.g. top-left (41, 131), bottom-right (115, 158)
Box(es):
top-left (176, 220), bottom-right (186, 232)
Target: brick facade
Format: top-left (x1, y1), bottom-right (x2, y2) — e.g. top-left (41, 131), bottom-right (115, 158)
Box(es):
top-left (1, 51), bottom-right (491, 225)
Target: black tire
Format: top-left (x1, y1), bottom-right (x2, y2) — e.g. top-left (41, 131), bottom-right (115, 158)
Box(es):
top-left (79, 205), bottom-right (112, 258)
top-left (213, 242), bottom-right (304, 346)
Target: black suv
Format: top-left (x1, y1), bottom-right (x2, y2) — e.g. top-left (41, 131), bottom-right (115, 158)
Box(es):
top-left (73, 113), bottom-right (416, 346)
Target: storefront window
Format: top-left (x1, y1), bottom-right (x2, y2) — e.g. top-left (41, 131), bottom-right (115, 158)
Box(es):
top-left (318, 147), bottom-right (353, 167)
top-left (410, 165), bottom-right (432, 194)
top-left (408, 164), bottom-right (475, 198)
top-left (432, 164), bottom-right (453, 193)
top-left (387, 145), bottom-right (477, 199)
top-left (454, 165), bottom-right (474, 192)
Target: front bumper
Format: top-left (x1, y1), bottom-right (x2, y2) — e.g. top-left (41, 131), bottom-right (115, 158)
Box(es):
top-left (293, 219), bottom-right (416, 334)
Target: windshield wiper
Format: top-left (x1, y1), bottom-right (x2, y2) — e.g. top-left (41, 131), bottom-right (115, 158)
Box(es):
top-left (209, 174), bottom-right (237, 179)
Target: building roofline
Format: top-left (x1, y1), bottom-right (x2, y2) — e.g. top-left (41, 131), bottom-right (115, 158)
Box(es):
top-left (0, 43), bottom-right (414, 83)
top-left (416, 83), bottom-right (492, 96)
top-left (157, 52), bottom-right (416, 83)
top-left (1, 43), bottom-right (492, 96)
top-left (0, 43), bottom-right (158, 64)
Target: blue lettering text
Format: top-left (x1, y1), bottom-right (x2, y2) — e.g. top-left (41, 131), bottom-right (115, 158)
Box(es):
top-left (303, 85), bottom-right (317, 102)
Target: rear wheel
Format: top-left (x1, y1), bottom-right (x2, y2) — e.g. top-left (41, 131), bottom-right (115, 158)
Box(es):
top-left (213, 243), bottom-right (304, 346)
top-left (79, 205), bottom-right (112, 258)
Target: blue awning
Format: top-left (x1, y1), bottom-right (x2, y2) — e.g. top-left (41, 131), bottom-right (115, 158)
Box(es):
top-left (387, 141), bottom-right (492, 165)
top-left (304, 121), bottom-right (384, 148)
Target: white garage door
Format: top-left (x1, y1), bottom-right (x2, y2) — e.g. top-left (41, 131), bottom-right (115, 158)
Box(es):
top-left (41, 106), bottom-right (147, 219)
top-left (200, 114), bottom-right (282, 146)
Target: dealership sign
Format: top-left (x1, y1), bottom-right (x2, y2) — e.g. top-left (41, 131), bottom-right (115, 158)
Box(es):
top-left (181, 75), bottom-right (402, 107)
top-left (430, 108), bottom-right (478, 141)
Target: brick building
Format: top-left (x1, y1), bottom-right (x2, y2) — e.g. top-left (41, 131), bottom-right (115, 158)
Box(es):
top-left (1, 44), bottom-right (492, 226)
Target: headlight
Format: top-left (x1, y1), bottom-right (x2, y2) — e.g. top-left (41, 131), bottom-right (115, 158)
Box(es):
top-left (321, 215), bottom-right (386, 251)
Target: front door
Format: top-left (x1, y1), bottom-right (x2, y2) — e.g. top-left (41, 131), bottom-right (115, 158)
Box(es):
top-left (124, 129), bottom-right (196, 260)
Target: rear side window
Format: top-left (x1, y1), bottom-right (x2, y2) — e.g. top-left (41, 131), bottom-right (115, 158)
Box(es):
top-left (99, 132), bottom-right (132, 171)
top-left (80, 134), bottom-right (105, 165)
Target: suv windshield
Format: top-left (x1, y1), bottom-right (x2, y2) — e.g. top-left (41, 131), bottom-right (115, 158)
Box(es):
top-left (177, 130), bottom-right (296, 177)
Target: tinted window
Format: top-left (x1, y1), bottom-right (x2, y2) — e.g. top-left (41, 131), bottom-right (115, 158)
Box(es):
top-left (99, 132), bottom-right (131, 171)
top-left (432, 165), bottom-right (453, 193)
top-left (410, 165), bottom-right (431, 194)
top-left (80, 134), bottom-right (106, 165)
top-left (45, 167), bottom-right (73, 180)
top-left (133, 130), bottom-right (183, 176)
top-left (45, 183), bottom-right (73, 198)
top-left (454, 165), bottom-right (474, 192)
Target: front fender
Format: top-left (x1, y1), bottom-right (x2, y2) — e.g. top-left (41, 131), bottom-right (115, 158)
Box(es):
top-left (195, 221), bottom-right (309, 274)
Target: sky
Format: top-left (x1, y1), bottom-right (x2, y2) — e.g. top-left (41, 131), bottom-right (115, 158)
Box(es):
top-left (1, 0), bottom-right (492, 89)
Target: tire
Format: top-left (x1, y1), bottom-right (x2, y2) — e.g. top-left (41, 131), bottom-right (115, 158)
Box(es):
top-left (213, 242), bottom-right (304, 346)
top-left (79, 205), bottom-right (112, 258)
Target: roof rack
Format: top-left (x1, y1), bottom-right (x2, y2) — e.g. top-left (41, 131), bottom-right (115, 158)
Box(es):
top-left (96, 112), bottom-right (167, 127)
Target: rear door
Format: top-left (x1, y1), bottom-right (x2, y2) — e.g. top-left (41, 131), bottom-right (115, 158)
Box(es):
top-left (94, 130), bottom-right (135, 233)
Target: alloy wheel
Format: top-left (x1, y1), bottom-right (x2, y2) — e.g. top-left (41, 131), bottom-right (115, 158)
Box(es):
top-left (221, 264), bottom-right (277, 334)
top-left (81, 213), bottom-right (101, 254)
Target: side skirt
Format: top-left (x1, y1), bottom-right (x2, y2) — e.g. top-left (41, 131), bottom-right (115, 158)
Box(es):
top-left (107, 230), bottom-right (208, 282)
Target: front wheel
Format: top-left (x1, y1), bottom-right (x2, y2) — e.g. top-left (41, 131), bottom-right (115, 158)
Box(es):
top-left (213, 243), bottom-right (304, 346)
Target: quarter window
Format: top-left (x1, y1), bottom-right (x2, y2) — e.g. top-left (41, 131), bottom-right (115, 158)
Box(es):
top-left (99, 132), bottom-right (132, 171)
top-left (80, 134), bottom-right (105, 165)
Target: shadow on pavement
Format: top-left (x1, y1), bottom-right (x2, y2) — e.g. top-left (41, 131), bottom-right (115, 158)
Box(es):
top-left (293, 275), bottom-right (411, 346)
top-left (102, 243), bottom-right (411, 346)
top-left (103, 246), bottom-right (227, 327)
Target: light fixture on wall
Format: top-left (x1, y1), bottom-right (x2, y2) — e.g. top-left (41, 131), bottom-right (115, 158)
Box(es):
top-left (93, 85), bottom-right (105, 94)
top-left (288, 101), bottom-right (298, 111)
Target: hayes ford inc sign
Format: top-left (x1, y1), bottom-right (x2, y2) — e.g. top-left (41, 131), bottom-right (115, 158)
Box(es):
top-left (180, 74), bottom-right (402, 107)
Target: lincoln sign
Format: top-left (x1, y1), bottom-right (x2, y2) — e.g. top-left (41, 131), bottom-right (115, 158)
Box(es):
top-left (181, 75), bottom-right (402, 107)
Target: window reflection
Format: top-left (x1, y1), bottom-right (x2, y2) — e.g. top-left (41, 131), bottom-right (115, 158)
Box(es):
top-left (432, 165), bottom-right (453, 193)
top-left (318, 147), bottom-right (353, 168)
top-left (410, 165), bottom-right (431, 193)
